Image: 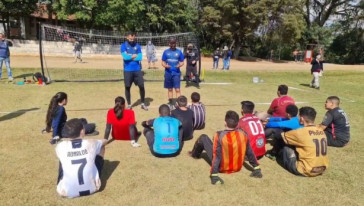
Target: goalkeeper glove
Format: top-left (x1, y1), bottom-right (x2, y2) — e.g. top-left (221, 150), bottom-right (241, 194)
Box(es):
top-left (210, 174), bottom-right (224, 185)
top-left (250, 166), bottom-right (263, 178)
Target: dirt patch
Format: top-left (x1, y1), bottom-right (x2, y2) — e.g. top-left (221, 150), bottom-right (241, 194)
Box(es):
top-left (10, 55), bottom-right (364, 71)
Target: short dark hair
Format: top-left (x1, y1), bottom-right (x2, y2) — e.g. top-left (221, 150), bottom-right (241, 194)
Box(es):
top-left (241, 101), bottom-right (255, 114)
top-left (191, 92), bottom-right (200, 103)
top-left (299, 107), bottom-right (316, 123)
top-left (62, 118), bottom-right (84, 138)
top-left (169, 38), bottom-right (176, 43)
top-left (225, 110), bottom-right (239, 128)
top-left (126, 31), bottom-right (136, 36)
top-left (327, 96), bottom-right (340, 105)
top-left (159, 104), bottom-right (171, 116)
top-left (286, 104), bottom-right (298, 117)
top-left (278, 85), bottom-right (288, 95)
top-left (177, 95), bottom-right (188, 107)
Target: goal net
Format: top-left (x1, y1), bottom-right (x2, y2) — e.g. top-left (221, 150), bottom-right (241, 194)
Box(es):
top-left (40, 24), bottom-right (199, 82)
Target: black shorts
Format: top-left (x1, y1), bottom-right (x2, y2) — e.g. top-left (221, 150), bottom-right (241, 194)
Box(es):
top-left (124, 71), bottom-right (144, 87)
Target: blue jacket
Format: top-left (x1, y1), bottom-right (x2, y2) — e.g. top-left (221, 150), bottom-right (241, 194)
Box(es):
top-left (265, 116), bottom-right (303, 130)
top-left (0, 40), bottom-right (12, 58)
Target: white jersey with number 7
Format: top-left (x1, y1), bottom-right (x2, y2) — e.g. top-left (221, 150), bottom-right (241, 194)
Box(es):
top-left (56, 139), bottom-right (102, 198)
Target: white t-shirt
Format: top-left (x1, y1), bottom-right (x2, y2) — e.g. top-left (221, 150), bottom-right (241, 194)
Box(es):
top-left (56, 139), bottom-right (103, 198)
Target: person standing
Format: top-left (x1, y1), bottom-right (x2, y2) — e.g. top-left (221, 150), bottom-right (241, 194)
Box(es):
top-left (319, 96), bottom-right (350, 147)
top-left (0, 33), bottom-right (14, 81)
top-left (120, 32), bottom-right (148, 110)
top-left (146, 40), bottom-right (157, 69)
top-left (310, 54), bottom-right (324, 90)
top-left (161, 38), bottom-right (185, 108)
top-left (184, 43), bottom-right (200, 87)
top-left (212, 48), bottom-right (220, 70)
top-left (73, 39), bottom-right (82, 63)
top-left (293, 49), bottom-right (298, 62)
top-left (222, 46), bottom-right (229, 70)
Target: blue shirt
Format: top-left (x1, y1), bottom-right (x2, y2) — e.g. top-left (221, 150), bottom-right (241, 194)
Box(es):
top-left (120, 41), bottom-right (143, 72)
top-left (265, 116), bottom-right (303, 130)
top-left (153, 116), bottom-right (181, 155)
top-left (52, 105), bottom-right (67, 137)
top-left (162, 48), bottom-right (184, 74)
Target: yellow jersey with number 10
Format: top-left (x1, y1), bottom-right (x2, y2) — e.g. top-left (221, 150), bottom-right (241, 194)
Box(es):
top-left (282, 126), bottom-right (329, 177)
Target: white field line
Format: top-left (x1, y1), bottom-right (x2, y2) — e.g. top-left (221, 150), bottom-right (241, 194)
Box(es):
top-left (289, 86), bottom-right (356, 103)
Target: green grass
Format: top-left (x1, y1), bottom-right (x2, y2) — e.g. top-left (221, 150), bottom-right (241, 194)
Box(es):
top-left (1, 69), bottom-right (363, 205)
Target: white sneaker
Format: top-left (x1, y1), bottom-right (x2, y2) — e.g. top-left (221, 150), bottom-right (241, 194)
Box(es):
top-left (131, 140), bottom-right (141, 147)
top-left (8, 77), bottom-right (13, 81)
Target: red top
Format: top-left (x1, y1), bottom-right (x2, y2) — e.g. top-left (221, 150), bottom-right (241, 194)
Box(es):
top-left (238, 114), bottom-right (266, 158)
top-left (269, 96), bottom-right (295, 118)
top-left (107, 108), bottom-right (135, 140)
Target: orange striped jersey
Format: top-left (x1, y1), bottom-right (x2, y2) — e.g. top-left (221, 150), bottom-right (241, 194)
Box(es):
top-left (282, 126), bottom-right (329, 177)
top-left (210, 129), bottom-right (259, 174)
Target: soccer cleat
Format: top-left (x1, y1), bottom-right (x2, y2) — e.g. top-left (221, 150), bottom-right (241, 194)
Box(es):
top-left (49, 136), bottom-right (60, 145)
top-left (265, 149), bottom-right (277, 160)
top-left (8, 77), bottom-right (13, 81)
top-left (141, 104), bottom-right (148, 111)
top-left (127, 105), bottom-right (132, 109)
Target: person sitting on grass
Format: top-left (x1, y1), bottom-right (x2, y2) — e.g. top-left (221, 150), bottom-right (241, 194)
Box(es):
top-left (319, 96), bottom-right (350, 147)
top-left (189, 111), bottom-right (262, 185)
top-left (104, 96), bottom-right (141, 147)
top-left (55, 118), bottom-right (114, 198)
top-left (280, 107), bottom-right (329, 177)
top-left (237, 101), bottom-right (266, 159)
top-left (171, 95), bottom-right (194, 141)
top-left (264, 104), bottom-right (303, 159)
top-left (45, 92), bottom-right (98, 145)
top-left (142, 104), bottom-right (183, 157)
top-left (187, 92), bottom-right (206, 130)
top-left (267, 84), bottom-right (295, 118)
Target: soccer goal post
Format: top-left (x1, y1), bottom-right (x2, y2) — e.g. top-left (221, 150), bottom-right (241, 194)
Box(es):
top-left (39, 24), bottom-right (200, 83)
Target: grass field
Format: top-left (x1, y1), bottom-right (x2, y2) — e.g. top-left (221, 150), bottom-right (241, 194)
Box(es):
top-left (1, 66), bottom-right (364, 205)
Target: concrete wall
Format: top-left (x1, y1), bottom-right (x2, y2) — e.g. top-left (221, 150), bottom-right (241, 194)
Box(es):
top-left (11, 40), bottom-right (180, 59)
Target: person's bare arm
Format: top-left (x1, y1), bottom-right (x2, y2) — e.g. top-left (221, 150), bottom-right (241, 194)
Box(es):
top-left (162, 61), bottom-right (171, 69)
top-left (318, 124), bottom-right (327, 130)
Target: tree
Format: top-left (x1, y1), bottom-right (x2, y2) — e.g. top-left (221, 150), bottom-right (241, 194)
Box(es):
top-left (0, 0), bottom-right (38, 37)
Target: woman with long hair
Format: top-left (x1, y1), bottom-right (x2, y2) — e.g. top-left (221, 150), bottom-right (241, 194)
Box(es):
top-left (45, 92), bottom-right (98, 144)
top-left (45, 92), bottom-right (68, 144)
top-left (104, 96), bottom-right (141, 147)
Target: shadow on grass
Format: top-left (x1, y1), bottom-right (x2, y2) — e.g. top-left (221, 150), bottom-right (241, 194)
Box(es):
top-left (0, 107), bottom-right (40, 122)
top-left (100, 160), bottom-right (120, 191)
top-left (131, 97), bottom-right (154, 108)
top-left (13, 73), bottom-right (35, 79)
top-left (300, 83), bottom-right (312, 88)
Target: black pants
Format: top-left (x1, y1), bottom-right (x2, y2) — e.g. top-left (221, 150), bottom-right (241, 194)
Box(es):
top-left (282, 146), bottom-right (303, 176)
top-left (265, 128), bottom-right (285, 153)
top-left (325, 131), bottom-right (348, 147)
top-left (143, 127), bottom-right (183, 157)
top-left (185, 65), bottom-right (200, 83)
top-left (190, 134), bottom-right (213, 162)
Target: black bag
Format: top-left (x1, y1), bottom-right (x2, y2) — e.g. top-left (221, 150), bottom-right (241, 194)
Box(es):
top-left (33, 72), bottom-right (49, 83)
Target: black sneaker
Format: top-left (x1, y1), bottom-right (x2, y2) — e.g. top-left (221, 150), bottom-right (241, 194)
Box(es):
top-left (49, 136), bottom-right (60, 145)
top-left (86, 131), bottom-right (100, 136)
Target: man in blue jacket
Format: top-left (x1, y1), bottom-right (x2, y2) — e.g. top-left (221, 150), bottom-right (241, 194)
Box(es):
top-left (265, 104), bottom-right (303, 159)
top-left (121, 32), bottom-right (148, 110)
top-left (0, 33), bottom-right (14, 81)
